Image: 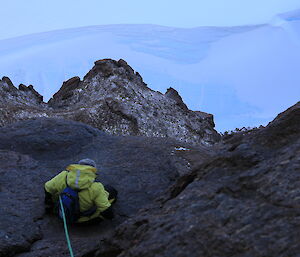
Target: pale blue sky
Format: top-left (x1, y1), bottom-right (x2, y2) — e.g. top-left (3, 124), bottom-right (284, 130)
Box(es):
top-left (1, 0), bottom-right (300, 40)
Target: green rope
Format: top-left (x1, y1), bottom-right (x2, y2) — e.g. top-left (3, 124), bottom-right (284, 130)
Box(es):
top-left (59, 195), bottom-right (75, 257)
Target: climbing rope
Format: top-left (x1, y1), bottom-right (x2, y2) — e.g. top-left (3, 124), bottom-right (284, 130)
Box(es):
top-left (59, 195), bottom-right (75, 257)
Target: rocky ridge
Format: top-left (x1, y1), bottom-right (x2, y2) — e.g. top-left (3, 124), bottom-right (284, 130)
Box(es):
top-left (0, 59), bottom-right (220, 145)
top-left (0, 77), bottom-right (47, 126)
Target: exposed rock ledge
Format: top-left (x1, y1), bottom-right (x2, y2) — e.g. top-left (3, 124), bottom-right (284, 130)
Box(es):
top-left (0, 59), bottom-right (220, 145)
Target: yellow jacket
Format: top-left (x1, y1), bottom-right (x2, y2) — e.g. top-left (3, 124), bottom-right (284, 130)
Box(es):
top-left (44, 164), bottom-right (111, 223)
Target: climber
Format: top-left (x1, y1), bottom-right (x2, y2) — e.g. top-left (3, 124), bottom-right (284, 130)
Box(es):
top-left (44, 158), bottom-right (117, 223)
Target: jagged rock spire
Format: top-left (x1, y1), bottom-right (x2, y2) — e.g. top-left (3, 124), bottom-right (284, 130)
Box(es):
top-left (0, 59), bottom-right (220, 145)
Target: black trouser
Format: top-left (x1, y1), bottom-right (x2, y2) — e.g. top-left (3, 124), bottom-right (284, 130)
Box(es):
top-left (105, 184), bottom-right (118, 202)
top-left (100, 185), bottom-right (118, 220)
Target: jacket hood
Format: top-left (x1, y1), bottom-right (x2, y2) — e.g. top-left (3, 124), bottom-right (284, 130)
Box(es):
top-left (66, 164), bottom-right (98, 190)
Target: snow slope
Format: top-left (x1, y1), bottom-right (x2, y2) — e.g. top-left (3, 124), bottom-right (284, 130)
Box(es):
top-left (0, 10), bottom-right (299, 132)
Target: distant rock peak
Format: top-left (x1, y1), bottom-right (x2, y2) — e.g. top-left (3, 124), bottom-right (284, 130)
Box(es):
top-left (0, 59), bottom-right (220, 145)
top-left (0, 77), bottom-right (43, 105)
top-left (2, 76), bottom-right (15, 89)
top-left (84, 59), bottom-right (148, 88)
top-left (18, 84), bottom-right (43, 103)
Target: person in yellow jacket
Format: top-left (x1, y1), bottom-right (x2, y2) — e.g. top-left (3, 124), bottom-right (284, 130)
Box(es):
top-left (44, 158), bottom-right (117, 223)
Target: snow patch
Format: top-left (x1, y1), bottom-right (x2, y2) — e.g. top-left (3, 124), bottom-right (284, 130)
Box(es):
top-left (175, 147), bottom-right (190, 151)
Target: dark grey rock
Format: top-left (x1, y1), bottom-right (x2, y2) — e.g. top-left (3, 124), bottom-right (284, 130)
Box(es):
top-left (91, 102), bottom-right (300, 257)
top-left (0, 118), bottom-right (204, 257)
top-left (0, 151), bottom-right (42, 257)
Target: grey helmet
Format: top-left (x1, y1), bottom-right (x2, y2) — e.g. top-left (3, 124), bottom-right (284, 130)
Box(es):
top-left (78, 158), bottom-right (96, 168)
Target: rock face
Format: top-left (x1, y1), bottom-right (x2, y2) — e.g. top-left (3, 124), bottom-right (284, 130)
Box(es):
top-left (2, 59), bottom-right (298, 257)
top-left (0, 59), bottom-right (220, 145)
top-left (89, 102), bottom-right (300, 257)
top-left (0, 77), bottom-right (46, 126)
top-left (48, 59), bottom-right (220, 144)
top-left (0, 102), bottom-right (298, 257)
top-left (0, 77), bottom-right (43, 105)
top-left (0, 118), bottom-right (210, 257)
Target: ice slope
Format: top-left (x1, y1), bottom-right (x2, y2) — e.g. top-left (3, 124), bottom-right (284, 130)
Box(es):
top-left (0, 11), bottom-right (299, 132)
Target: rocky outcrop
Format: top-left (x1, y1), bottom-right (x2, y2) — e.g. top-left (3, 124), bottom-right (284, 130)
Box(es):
top-left (18, 84), bottom-right (43, 103)
top-left (0, 59), bottom-right (220, 145)
top-left (48, 76), bottom-right (81, 107)
top-left (165, 87), bottom-right (188, 110)
top-left (47, 59), bottom-right (220, 144)
top-left (195, 111), bottom-right (215, 127)
top-left (0, 77), bottom-right (47, 126)
top-left (0, 118), bottom-right (207, 257)
top-left (89, 102), bottom-right (300, 257)
top-left (0, 77), bottom-right (43, 105)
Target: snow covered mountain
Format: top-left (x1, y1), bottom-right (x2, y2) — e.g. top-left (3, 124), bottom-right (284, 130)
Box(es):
top-left (0, 9), bottom-right (299, 131)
